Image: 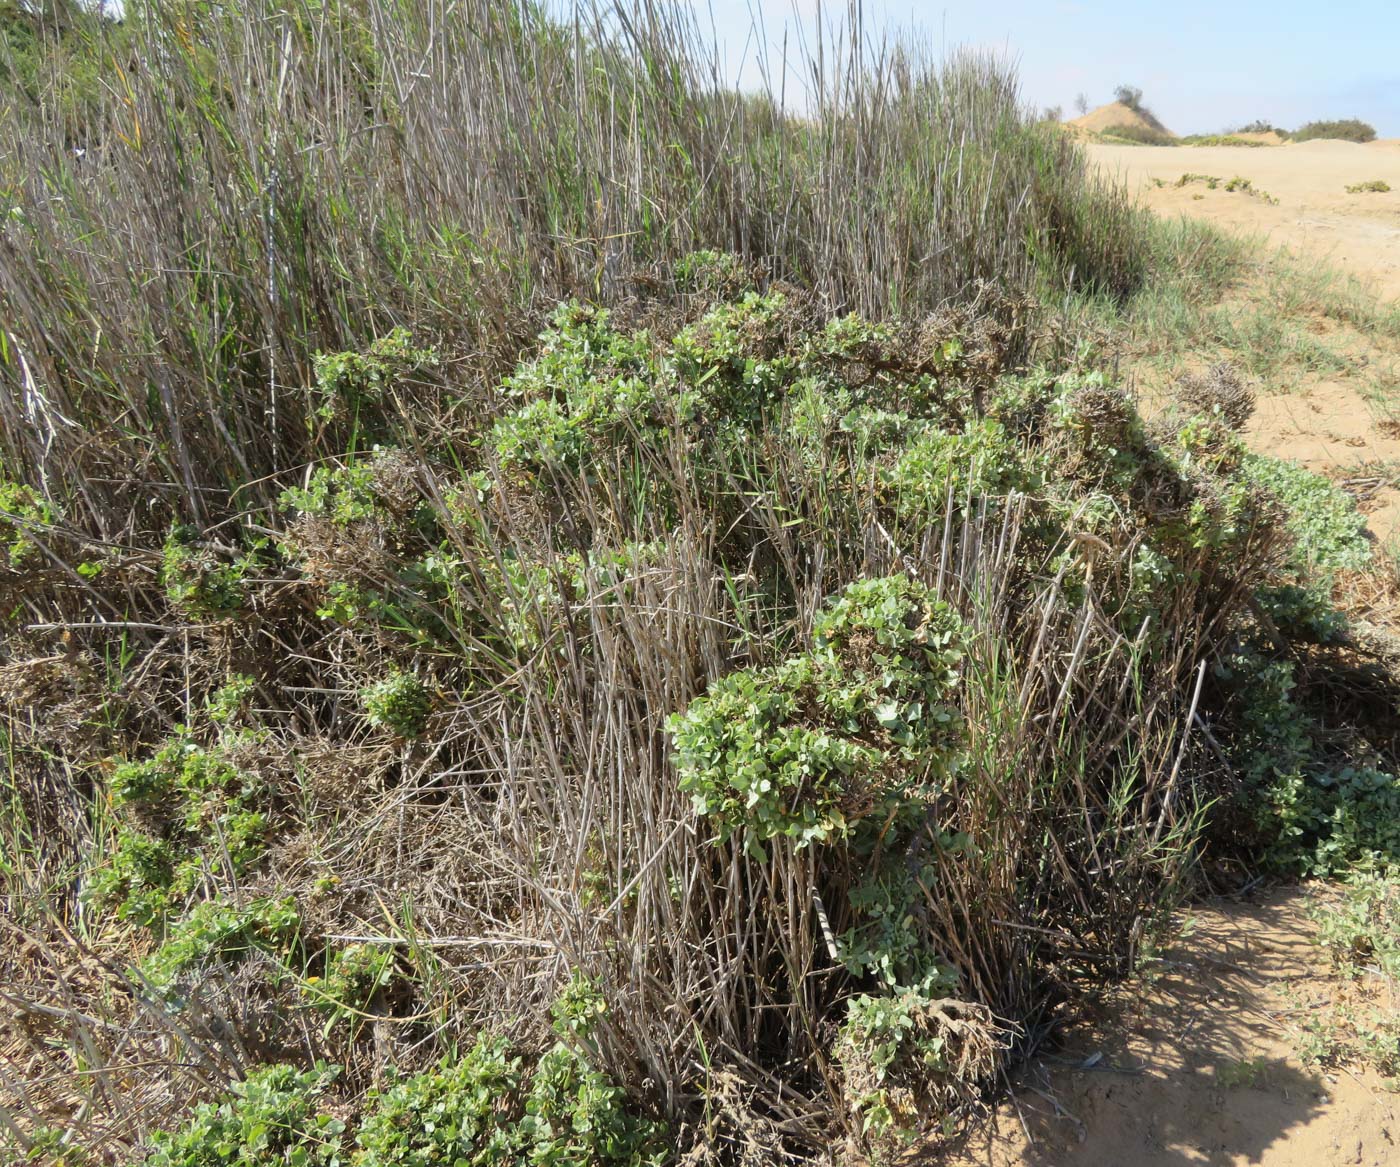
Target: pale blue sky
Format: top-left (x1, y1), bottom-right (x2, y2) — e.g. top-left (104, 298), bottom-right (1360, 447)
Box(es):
top-left (691, 1), bottom-right (1400, 135)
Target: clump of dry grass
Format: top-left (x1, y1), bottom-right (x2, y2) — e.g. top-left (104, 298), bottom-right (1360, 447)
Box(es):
top-left (1175, 362), bottom-right (1256, 431)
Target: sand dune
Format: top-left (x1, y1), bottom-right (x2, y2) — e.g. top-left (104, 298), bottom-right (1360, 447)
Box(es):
top-left (1088, 141), bottom-right (1400, 297)
top-left (1069, 100), bottom-right (1174, 138)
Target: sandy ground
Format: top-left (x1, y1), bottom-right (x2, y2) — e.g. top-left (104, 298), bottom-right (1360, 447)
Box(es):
top-left (1089, 139), bottom-right (1400, 543)
top-left (946, 890), bottom-right (1397, 1167)
top-left (1247, 388), bottom-right (1400, 541)
top-left (1089, 140), bottom-right (1400, 298)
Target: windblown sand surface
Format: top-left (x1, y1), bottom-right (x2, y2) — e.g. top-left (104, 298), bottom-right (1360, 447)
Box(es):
top-left (1091, 138), bottom-right (1400, 543)
top-left (947, 890), bottom-right (1397, 1166)
top-left (1090, 140), bottom-right (1400, 297)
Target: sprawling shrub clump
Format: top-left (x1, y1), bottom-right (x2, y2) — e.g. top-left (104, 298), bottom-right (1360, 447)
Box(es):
top-left (1293, 117), bottom-right (1377, 143)
top-left (87, 739), bottom-right (271, 927)
top-left (8, 0), bottom-right (1397, 1158)
top-left (3, 234), bottom-right (1395, 1164)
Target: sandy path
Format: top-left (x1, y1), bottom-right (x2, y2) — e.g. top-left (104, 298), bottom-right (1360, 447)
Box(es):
top-left (948, 890), bottom-right (1397, 1166)
top-left (1088, 141), bottom-right (1400, 298)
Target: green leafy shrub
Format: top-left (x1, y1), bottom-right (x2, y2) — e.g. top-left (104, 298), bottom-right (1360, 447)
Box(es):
top-left (309, 943), bottom-right (398, 1036)
top-left (672, 249), bottom-right (755, 297)
top-left (360, 671), bottom-right (432, 738)
top-left (207, 674), bottom-right (257, 725)
top-left (161, 526), bottom-right (265, 616)
top-left (278, 448), bottom-right (466, 642)
top-left (143, 1035), bottom-right (655, 1167)
top-left (515, 1041), bottom-right (662, 1167)
top-left (670, 575), bottom-right (965, 849)
top-left (1228, 176), bottom-right (1278, 203)
top-left (139, 896), bottom-right (301, 990)
top-left (670, 290), bottom-right (798, 424)
top-left (491, 302), bottom-right (665, 475)
top-left (18, 1125), bottom-right (89, 1167)
top-left (491, 291), bottom-right (804, 482)
top-left (144, 1063), bottom-right (345, 1167)
top-left (280, 448), bottom-right (436, 536)
top-left (879, 418), bottom-right (1040, 522)
top-left (352, 980), bottom-right (662, 1166)
top-left (840, 863), bottom-right (965, 990)
top-left (1307, 870), bottom-right (1400, 1078)
top-left (837, 986), bottom-right (999, 1139)
top-left (0, 478), bottom-right (50, 568)
top-left (87, 739), bottom-right (271, 930)
top-left (1214, 1057), bottom-right (1268, 1089)
top-left (84, 829), bottom-right (182, 927)
top-left (109, 738), bottom-right (266, 846)
top-left (1248, 454), bottom-right (1369, 572)
top-left (1243, 455), bottom-right (1368, 641)
top-left (351, 1038), bottom-right (525, 1166)
top-left (1216, 645), bottom-right (1400, 874)
top-left (1172, 174), bottom-right (1278, 203)
top-left (313, 328), bottom-right (438, 422)
top-left (1346, 180), bottom-right (1391, 194)
top-left (1314, 866), bottom-right (1400, 983)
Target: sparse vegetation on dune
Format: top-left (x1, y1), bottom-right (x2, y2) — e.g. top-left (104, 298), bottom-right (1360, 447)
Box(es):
top-left (1293, 117), bottom-right (1378, 143)
top-left (3, 4), bottom-right (1400, 1165)
top-left (1234, 119), bottom-right (1291, 138)
top-left (1179, 134), bottom-right (1270, 148)
top-left (1101, 122), bottom-right (1177, 146)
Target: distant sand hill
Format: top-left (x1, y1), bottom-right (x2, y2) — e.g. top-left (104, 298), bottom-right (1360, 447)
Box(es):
top-left (1069, 101), bottom-right (1174, 139)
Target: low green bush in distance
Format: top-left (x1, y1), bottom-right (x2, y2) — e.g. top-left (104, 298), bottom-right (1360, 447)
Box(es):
top-left (1179, 134), bottom-right (1268, 148)
top-left (1346, 180), bottom-right (1392, 194)
top-left (1233, 120), bottom-right (1290, 138)
top-left (1293, 118), bottom-right (1377, 143)
top-left (1169, 174), bottom-right (1279, 203)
